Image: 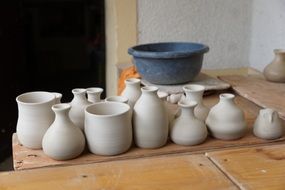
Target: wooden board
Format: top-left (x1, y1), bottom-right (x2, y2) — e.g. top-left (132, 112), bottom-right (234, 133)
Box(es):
top-left (207, 143), bottom-right (285, 190)
top-left (12, 93), bottom-right (285, 170)
top-left (1, 154), bottom-right (238, 190)
top-left (142, 72), bottom-right (231, 94)
top-left (219, 75), bottom-right (285, 120)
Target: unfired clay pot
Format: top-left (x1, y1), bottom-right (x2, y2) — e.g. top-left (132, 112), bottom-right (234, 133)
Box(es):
top-left (263, 49), bottom-right (285, 82)
top-left (206, 93), bottom-right (247, 140)
top-left (253, 108), bottom-right (284, 140)
top-left (85, 102), bottom-right (132, 155)
top-left (170, 100), bottom-right (208, 146)
top-left (183, 84), bottom-right (209, 122)
top-left (42, 103), bottom-right (85, 160)
top-left (86, 87), bottom-right (104, 103)
top-left (69, 88), bottom-right (91, 131)
top-left (121, 78), bottom-right (141, 109)
top-left (16, 91), bottom-right (55, 149)
top-left (133, 86), bottom-right (168, 148)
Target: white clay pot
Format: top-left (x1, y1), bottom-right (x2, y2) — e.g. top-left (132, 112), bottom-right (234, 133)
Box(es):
top-left (86, 87), bottom-right (104, 103)
top-left (85, 102), bottom-right (132, 155)
top-left (253, 108), bottom-right (284, 140)
top-left (16, 91), bottom-right (56, 149)
top-left (121, 78), bottom-right (141, 109)
top-left (69, 88), bottom-right (91, 131)
top-left (133, 86), bottom-right (169, 148)
top-left (183, 84), bottom-right (209, 122)
top-left (206, 93), bottom-right (247, 140)
top-left (171, 100), bottom-right (208, 146)
top-left (42, 103), bottom-right (85, 160)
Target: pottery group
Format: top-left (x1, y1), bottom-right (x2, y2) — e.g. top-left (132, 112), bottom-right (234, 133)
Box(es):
top-left (15, 79), bottom-right (284, 161)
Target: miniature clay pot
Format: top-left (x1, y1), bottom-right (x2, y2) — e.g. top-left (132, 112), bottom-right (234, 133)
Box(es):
top-left (206, 93), bottom-right (247, 140)
top-left (253, 108), bottom-right (284, 140)
top-left (121, 78), bottom-right (141, 109)
top-left (263, 49), bottom-right (285, 82)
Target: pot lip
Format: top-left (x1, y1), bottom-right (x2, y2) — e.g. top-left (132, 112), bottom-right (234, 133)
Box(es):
top-left (16, 91), bottom-right (55, 105)
top-left (86, 87), bottom-right (104, 94)
top-left (52, 103), bottom-right (71, 111)
top-left (183, 84), bottom-right (205, 92)
top-left (274, 49), bottom-right (285, 54)
top-left (178, 100), bottom-right (198, 108)
top-left (105, 96), bottom-right (129, 104)
top-left (85, 102), bottom-right (130, 118)
top-left (128, 42), bottom-right (209, 59)
top-left (72, 88), bottom-right (86, 95)
top-left (219, 93), bottom-right (235, 100)
top-left (125, 78), bottom-right (141, 84)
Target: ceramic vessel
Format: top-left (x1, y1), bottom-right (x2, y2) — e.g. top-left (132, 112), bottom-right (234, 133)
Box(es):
top-left (133, 86), bottom-right (168, 148)
top-left (69, 88), bottom-right (92, 131)
top-left (121, 78), bottom-right (141, 109)
top-left (42, 103), bottom-right (85, 160)
top-left (183, 84), bottom-right (209, 121)
top-left (206, 93), bottom-right (247, 140)
top-left (85, 102), bottom-right (132, 155)
top-left (86, 87), bottom-right (104, 103)
top-left (253, 108), bottom-right (284, 140)
top-left (170, 100), bottom-right (208, 146)
top-left (16, 91), bottom-right (55, 149)
top-left (51, 92), bottom-right (62, 104)
top-left (264, 49), bottom-right (285, 82)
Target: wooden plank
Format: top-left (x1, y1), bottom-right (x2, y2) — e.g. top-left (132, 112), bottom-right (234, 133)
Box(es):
top-left (12, 93), bottom-right (285, 170)
top-left (219, 75), bottom-right (285, 120)
top-left (206, 143), bottom-right (285, 190)
top-left (1, 154), bottom-right (238, 190)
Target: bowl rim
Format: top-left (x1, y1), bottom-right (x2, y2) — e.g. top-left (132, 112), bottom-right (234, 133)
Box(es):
top-left (128, 42), bottom-right (209, 59)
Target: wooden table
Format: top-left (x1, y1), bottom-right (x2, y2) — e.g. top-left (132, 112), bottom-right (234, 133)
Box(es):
top-left (1, 75), bottom-right (285, 189)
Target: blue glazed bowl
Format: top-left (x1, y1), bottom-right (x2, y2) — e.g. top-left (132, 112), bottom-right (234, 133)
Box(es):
top-left (128, 42), bottom-right (209, 85)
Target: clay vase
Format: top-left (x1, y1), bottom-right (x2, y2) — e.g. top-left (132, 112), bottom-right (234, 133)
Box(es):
top-left (170, 100), bottom-right (208, 146)
top-left (206, 93), bottom-right (247, 140)
top-left (183, 84), bottom-right (209, 122)
top-left (264, 49), bottom-right (285, 82)
top-left (16, 91), bottom-right (56, 149)
top-left (121, 78), bottom-right (141, 109)
top-left (253, 108), bottom-right (284, 140)
top-left (133, 86), bottom-right (169, 148)
top-left (69, 88), bottom-right (92, 131)
top-left (86, 87), bottom-right (104, 103)
top-left (85, 102), bottom-right (132, 155)
top-left (42, 103), bottom-right (85, 160)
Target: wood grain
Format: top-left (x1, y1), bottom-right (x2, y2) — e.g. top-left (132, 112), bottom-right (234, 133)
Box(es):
top-left (219, 75), bottom-right (285, 119)
top-left (12, 93), bottom-right (285, 170)
top-left (207, 143), bottom-right (285, 190)
top-left (1, 154), bottom-right (238, 190)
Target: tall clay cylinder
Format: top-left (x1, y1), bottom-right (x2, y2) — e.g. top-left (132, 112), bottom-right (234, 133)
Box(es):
top-left (133, 86), bottom-right (169, 148)
top-left (16, 91), bottom-right (56, 149)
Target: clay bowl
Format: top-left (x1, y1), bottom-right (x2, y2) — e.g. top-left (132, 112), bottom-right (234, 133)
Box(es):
top-left (128, 42), bottom-right (209, 85)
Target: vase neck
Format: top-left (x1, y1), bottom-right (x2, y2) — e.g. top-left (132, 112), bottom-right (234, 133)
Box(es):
top-left (141, 86), bottom-right (159, 97)
top-left (178, 100), bottom-right (196, 119)
top-left (274, 49), bottom-right (285, 62)
top-left (72, 88), bottom-right (87, 102)
top-left (52, 104), bottom-right (72, 124)
top-left (219, 93), bottom-right (235, 106)
top-left (183, 85), bottom-right (205, 104)
top-left (125, 78), bottom-right (141, 90)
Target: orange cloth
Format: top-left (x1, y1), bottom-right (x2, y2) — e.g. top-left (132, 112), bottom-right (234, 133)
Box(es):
top-left (118, 66), bottom-right (141, 95)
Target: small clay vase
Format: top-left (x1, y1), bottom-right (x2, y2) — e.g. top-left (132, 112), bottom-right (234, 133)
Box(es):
top-left (121, 78), bottom-right (141, 109)
top-left (183, 84), bottom-right (209, 121)
top-left (16, 91), bottom-right (56, 149)
top-left (170, 100), bottom-right (208, 146)
top-left (253, 108), bottom-right (284, 140)
top-left (206, 93), bottom-right (247, 140)
top-left (86, 87), bottom-right (104, 103)
top-left (69, 88), bottom-right (92, 131)
top-left (133, 86), bottom-right (168, 148)
top-left (263, 49), bottom-right (285, 82)
top-left (42, 104), bottom-right (85, 160)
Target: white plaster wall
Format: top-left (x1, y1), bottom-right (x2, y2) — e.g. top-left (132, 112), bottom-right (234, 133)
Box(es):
top-left (249, 0), bottom-right (285, 71)
top-left (138, 0), bottom-right (253, 69)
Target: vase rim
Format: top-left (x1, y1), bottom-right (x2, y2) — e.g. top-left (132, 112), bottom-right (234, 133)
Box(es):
top-left (72, 88), bottom-right (86, 94)
top-left (178, 99), bottom-right (197, 108)
top-left (52, 103), bottom-right (71, 111)
top-left (125, 78), bottom-right (141, 84)
top-left (274, 49), bottom-right (285, 54)
top-left (16, 91), bottom-right (55, 105)
top-left (85, 102), bottom-right (130, 118)
top-left (183, 84), bottom-right (205, 92)
top-left (105, 96), bottom-right (129, 104)
top-left (219, 93), bottom-right (235, 100)
top-left (86, 87), bottom-right (104, 94)
top-left (141, 86), bottom-right (158, 92)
